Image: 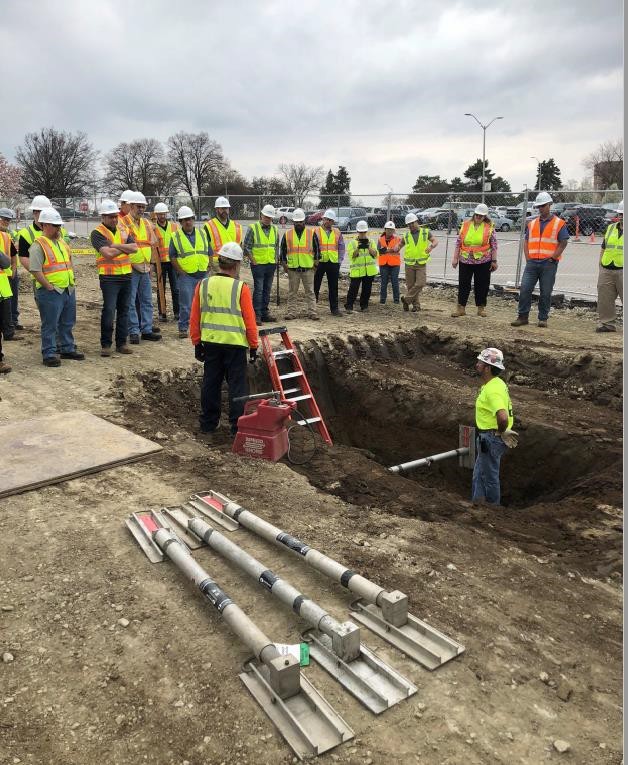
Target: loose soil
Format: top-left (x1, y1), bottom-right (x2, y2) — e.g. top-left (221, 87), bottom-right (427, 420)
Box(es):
top-left (0, 258), bottom-right (623, 765)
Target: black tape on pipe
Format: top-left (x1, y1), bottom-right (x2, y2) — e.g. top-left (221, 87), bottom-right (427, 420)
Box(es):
top-left (292, 595), bottom-right (305, 614)
top-left (258, 570), bottom-right (278, 590)
top-left (340, 569), bottom-right (356, 588)
top-left (199, 579), bottom-right (233, 613)
top-left (277, 532), bottom-right (311, 556)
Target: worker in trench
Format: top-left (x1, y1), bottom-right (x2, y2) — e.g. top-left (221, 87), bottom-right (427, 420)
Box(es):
top-left (472, 348), bottom-right (518, 506)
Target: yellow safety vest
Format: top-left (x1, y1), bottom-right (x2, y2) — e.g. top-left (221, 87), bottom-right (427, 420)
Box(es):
top-left (0, 232), bottom-right (13, 298)
top-left (348, 238), bottom-right (377, 277)
top-left (204, 218), bottom-right (243, 263)
top-left (403, 228), bottom-right (431, 265)
top-left (250, 222), bottom-right (277, 264)
top-left (125, 217), bottom-right (153, 264)
top-left (317, 226), bottom-right (339, 263)
top-left (155, 221), bottom-right (179, 262)
top-left (459, 220), bottom-right (493, 261)
top-left (199, 275), bottom-right (247, 347)
top-left (601, 223), bottom-right (623, 268)
top-left (171, 227), bottom-right (210, 274)
top-left (34, 236), bottom-right (75, 290)
top-left (94, 224), bottom-right (132, 276)
top-left (19, 224), bottom-right (70, 246)
top-left (285, 228), bottom-right (314, 269)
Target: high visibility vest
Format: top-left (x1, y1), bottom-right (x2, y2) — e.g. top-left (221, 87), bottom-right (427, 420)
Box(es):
top-left (403, 228), bottom-right (431, 265)
top-left (527, 215), bottom-right (566, 261)
top-left (348, 238), bottom-right (377, 277)
top-left (154, 221), bottom-right (180, 262)
top-left (199, 275), bottom-right (247, 347)
top-left (0, 231), bottom-right (13, 298)
top-left (18, 223), bottom-right (69, 246)
top-left (171, 227), bottom-right (210, 274)
top-left (285, 227), bottom-right (314, 269)
top-left (250, 222), bottom-right (278, 264)
top-left (34, 236), bottom-right (75, 289)
top-left (378, 233), bottom-right (401, 267)
top-left (601, 223), bottom-right (623, 268)
top-left (125, 217), bottom-right (153, 264)
top-left (117, 214), bottom-right (130, 237)
top-left (94, 224), bottom-right (132, 276)
top-left (459, 220), bottom-right (493, 261)
top-left (317, 226), bottom-right (340, 263)
top-left (205, 217), bottom-right (243, 262)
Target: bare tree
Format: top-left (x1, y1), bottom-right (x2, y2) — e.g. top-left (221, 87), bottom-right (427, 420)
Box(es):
top-left (277, 163), bottom-right (324, 206)
top-left (15, 127), bottom-right (97, 198)
top-left (104, 138), bottom-right (165, 195)
top-left (0, 153), bottom-right (22, 205)
top-left (166, 132), bottom-right (225, 198)
top-left (583, 139), bottom-right (624, 189)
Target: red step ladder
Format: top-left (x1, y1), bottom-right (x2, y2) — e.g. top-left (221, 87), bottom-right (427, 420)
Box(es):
top-left (259, 326), bottom-right (332, 445)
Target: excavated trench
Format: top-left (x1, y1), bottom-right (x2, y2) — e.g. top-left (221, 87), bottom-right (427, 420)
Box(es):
top-left (118, 328), bottom-right (623, 576)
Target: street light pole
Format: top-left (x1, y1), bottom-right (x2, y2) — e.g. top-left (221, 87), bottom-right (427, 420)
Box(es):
top-left (531, 156), bottom-right (541, 191)
top-left (464, 113), bottom-right (503, 203)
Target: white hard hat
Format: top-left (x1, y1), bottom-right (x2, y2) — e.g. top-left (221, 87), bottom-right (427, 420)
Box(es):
top-left (154, 202), bottom-right (169, 214)
top-left (38, 207), bottom-right (64, 226)
top-left (133, 191), bottom-right (148, 205)
top-left (99, 199), bottom-right (120, 215)
top-left (0, 207), bottom-right (15, 220)
top-left (323, 208), bottom-right (337, 222)
top-left (29, 195), bottom-right (52, 211)
top-left (356, 220), bottom-right (368, 232)
top-left (533, 191), bottom-right (553, 207)
top-left (119, 190), bottom-right (134, 203)
top-left (177, 205), bottom-right (195, 220)
top-left (384, 220), bottom-right (395, 229)
top-left (477, 347), bottom-right (505, 371)
top-left (616, 200), bottom-right (624, 214)
top-left (219, 242), bottom-right (243, 261)
top-left (474, 203), bottom-right (489, 216)
top-left (215, 196), bottom-right (230, 208)
top-left (261, 204), bottom-right (276, 218)
top-left (405, 212), bottom-right (418, 225)
top-left (292, 208), bottom-right (306, 222)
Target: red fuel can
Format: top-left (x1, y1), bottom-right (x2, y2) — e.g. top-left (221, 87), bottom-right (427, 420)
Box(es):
top-left (232, 398), bottom-right (296, 461)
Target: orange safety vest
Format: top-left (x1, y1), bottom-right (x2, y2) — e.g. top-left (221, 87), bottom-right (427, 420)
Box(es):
top-left (154, 221), bottom-right (180, 262)
top-left (94, 224), bottom-right (132, 276)
top-left (378, 234), bottom-right (401, 267)
top-left (285, 227), bottom-right (314, 269)
top-left (205, 218), bottom-right (243, 260)
top-left (527, 215), bottom-right (567, 261)
top-left (459, 219), bottom-right (493, 261)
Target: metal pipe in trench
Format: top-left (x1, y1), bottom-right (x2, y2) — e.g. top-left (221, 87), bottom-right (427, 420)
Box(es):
top-left (387, 446), bottom-right (470, 474)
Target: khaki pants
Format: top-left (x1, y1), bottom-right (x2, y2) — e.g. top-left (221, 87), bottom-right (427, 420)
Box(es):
top-left (287, 269), bottom-right (316, 317)
top-left (597, 265), bottom-right (623, 327)
top-left (404, 264), bottom-right (427, 307)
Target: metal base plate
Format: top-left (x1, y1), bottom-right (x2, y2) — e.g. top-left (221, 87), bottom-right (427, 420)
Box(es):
top-left (126, 510), bottom-right (190, 564)
top-left (162, 506), bottom-right (209, 548)
top-left (350, 601), bottom-right (465, 671)
top-left (304, 630), bottom-right (417, 715)
top-left (240, 660), bottom-right (354, 760)
top-left (189, 492), bottom-right (240, 531)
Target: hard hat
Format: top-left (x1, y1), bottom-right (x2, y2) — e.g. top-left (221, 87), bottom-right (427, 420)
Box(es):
top-left (133, 191), bottom-right (148, 205)
top-left (292, 208), bottom-right (305, 222)
top-left (99, 199), bottom-right (120, 215)
top-left (533, 191), bottom-right (553, 207)
top-left (405, 212), bottom-right (418, 225)
top-left (356, 220), bottom-right (368, 232)
top-left (154, 202), bottom-right (169, 214)
top-left (29, 195), bottom-right (52, 211)
top-left (119, 190), bottom-right (134, 203)
top-left (260, 204), bottom-right (276, 218)
top-left (477, 347), bottom-right (505, 371)
top-left (0, 207), bottom-right (15, 220)
top-left (177, 205), bottom-right (195, 220)
top-left (215, 196), bottom-right (230, 208)
top-left (219, 242), bottom-right (243, 261)
top-left (323, 208), bottom-right (337, 222)
top-left (384, 220), bottom-right (395, 229)
top-left (616, 200), bottom-right (624, 214)
top-left (474, 203), bottom-right (489, 216)
top-left (38, 207), bottom-right (64, 226)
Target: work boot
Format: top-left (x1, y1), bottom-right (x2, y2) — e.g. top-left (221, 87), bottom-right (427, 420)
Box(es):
top-left (116, 345), bottom-right (133, 354)
top-left (255, 315), bottom-right (264, 325)
top-left (60, 350), bottom-right (85, 360)
top-left (178, 330), bottom-right (188, 339)
top-left (537, 320), bottom-right (548, 328)
top-left (331, 309), bottom-right (343, 316)
top-left (451, 304), bottom-right (466, 317)
top-left (511, 316), bottom-right (529, 326)
top-left (0, 361), bottom-right (11, 374)
top-left (129, 334), bottom-right (140, 344)
top-left (101, 347), bottom-right (112, 357)
top-left (152, 326), bottom-right (162, 334)
top-left (43, 357), bottom-right (61, 367)
top-left (141, 332), bottom-right (162, 341)
top-left (411, 305), bottom-right (420, 312)
top-left (262, 314), bottom-right (277, 322)
top-left (308, 314), bottom-right (320, 321)
top-left (477, 306), bottom-right (487, 317)
top-left (596, 324), bottom-right (617, 333)
top-left (344, 304), bottom-right (353, 313)
top-left (401, 297), bottom-right (409, 312)
top-left (14, 324), bottom-right (24, 330)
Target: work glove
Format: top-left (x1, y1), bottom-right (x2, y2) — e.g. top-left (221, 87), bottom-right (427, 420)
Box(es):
top-left (500, 429), bottom-right (519, 448)
top-left (249, 348), bottom-right (258, 364)
top-left (194, 344), bottom-right (206, 363)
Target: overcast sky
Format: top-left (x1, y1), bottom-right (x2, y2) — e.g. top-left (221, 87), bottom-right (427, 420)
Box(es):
top-left (1, 0), bottom-right (623, 195)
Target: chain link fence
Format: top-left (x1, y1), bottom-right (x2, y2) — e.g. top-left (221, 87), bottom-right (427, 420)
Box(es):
top-left (1, 188), bottom-right (622, 300)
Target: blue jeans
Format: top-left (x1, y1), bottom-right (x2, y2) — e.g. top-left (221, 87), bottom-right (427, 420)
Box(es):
top-left (128, 270), bottom-right (153, 335)
top-left (100, 276), bottom-right (131, 348)
top-left (472, 433), bottom-right (508, 505)
top-left (379, 265), bottom-right (400, 303)
top-left (251, 263), bottom-right (276, 318)
top-left (9, 274), bottom-right (19, 324)
top-left (178, 271), bottom-right (206, 332)
top-left (36, 288), bottom-right (76, 359)
top-left (517, 258), bottom-right (558, 321)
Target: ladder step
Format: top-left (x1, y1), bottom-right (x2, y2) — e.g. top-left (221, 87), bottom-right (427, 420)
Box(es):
top-left (283, 387), bottom-right (300, 394)
top-left (279, 371), bottom-right (304, 380)
top-left (286, 394), bottom-right (312, 402)
top-left (296, 417), bottom-right (322, 425)
top-left (273, 349), bottom-right (295, 358)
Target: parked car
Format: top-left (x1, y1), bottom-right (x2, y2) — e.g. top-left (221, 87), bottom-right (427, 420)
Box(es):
top-left (275, 206), bottom-right (298, 224)
top-left (335, 207), bottom-right (368, 231)
top-left (416, 208), bottom-right (458, 230)
top-left (304, 209), bottom-right (325, 225)
top-left (561, 206), bottom-right (608, 235)
top-left (550, 202), bottom-right (578, 216)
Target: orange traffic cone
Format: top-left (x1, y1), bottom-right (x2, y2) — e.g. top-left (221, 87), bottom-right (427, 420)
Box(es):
top-left (589, 231), bottom-right (596, 243)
